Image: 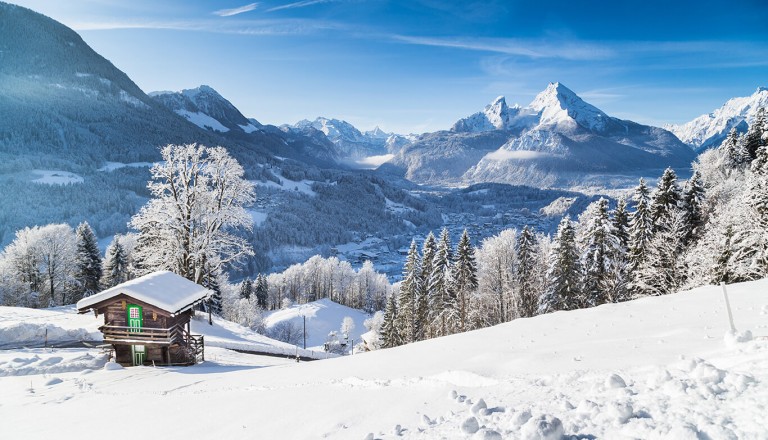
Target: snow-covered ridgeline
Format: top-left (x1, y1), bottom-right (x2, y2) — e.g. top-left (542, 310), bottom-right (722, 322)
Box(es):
top-left (667, 86), bottom-right (768, 150)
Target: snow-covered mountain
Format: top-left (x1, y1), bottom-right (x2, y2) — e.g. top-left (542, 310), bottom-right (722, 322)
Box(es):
top-left (666, 87), bottom-right (768, 151)
top-left (394, 82), bottom-right (695, 187)
top-left (287, 117), bottom-right (410, 161)
top-left (150, 86), bottom-right (261, 134)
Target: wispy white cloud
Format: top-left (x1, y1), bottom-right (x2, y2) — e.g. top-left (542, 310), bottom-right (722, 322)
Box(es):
top-left (267, 0), bottom-right (336, 13)
top-left (486, 150), bottom-right (552, 161)
top-left (70, 18), bottom-right (342, 35)
top-left (390, 35), bottom-right (613, 61)
top-left (214, 3), bottom-right (259, 17)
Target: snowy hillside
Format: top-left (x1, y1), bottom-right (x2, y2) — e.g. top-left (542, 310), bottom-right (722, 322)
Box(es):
top-left (264, 298), bottom-right (371, 351)
top-left (150, 86), bottom-right (261, 134)
top-left (666, 86), bottom-right (768, 151)
top-left (2, 279), bottom-right (766, 439)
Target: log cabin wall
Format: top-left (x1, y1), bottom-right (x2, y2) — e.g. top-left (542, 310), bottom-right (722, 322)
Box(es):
top-left (96, 294), bottom-right (175, 329)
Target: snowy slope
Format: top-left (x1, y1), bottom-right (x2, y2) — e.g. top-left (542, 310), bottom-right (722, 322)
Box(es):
top-left (150, 85), bottom-right (260, 134)
top-left (666, 86), bottom-right (768, 151)
top-left (264, 298), bottom-right (371, 350)
top-left (2, 280), bottom-right (767, 439)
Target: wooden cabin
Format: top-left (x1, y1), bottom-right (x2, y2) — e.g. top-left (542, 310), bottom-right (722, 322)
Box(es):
top-left (76, 271), bottom-right (211, 366)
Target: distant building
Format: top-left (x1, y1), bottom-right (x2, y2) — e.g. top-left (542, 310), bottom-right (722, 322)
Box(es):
top-left (76, 271), bottom-right (211, 366)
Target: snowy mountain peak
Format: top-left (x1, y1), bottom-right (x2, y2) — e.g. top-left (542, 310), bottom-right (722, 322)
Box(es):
top-left (451, 95), bottom-right (524, 132)
top-left (365, 126), bottom-right (390, 139)
top-left (288, 117), bottom-right (406, 159)
top-left (452, 83), bottom-right (617, 133)
top-left (150, 85), bottom-right (259, 133)
top-left (666, 86), bottom-right (768, 151)
top-left (528, 82), bottom-right (609, 131)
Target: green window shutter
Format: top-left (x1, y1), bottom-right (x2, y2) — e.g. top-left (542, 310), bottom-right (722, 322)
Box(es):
top-left (127, 304), bottom-right (143, 332)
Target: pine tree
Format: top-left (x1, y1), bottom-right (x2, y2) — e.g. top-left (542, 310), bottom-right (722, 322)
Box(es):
top-left (681, 170), bottom-right (706, 245)
top-left (102, 237), bottom-right (128, 288)
top-left (612, 197), bottom-right (630, 251)
top-left (428, 228), bottom-right (455, 337)
top-left (712, 224), bottom-right (735, 284)
top-left (416, 232), bottom-right (437, 340)
top-left (255, 274), bottom-right (269, 309)
top-left (580, 199), bottom-right (616, 307)
top-left (632, 209), bottom-right (688, 296)
top-left (380, 293), bottom-right (401, 348)
top-left (452, 230), bottom-right (478, 332)
top-left (539, 217), bottom-right (581, 313)
top-left (745, 107), bottom-right (767, 160)
top-left (723, 127), bottom-right (750, 169)
top-left (628, 178), bottom-right (653, 275)
top-left (74, 222), bottom-right (102, 301)
top-left (396, 240), bottom-right (420, 343)
top-left (650, 168), bottom-right (682, 229)
top-left (239, 277), bottom-right (253, 300)
top-left (514, 226), bottom-right (538, 318)
top-left (608, 198), bottom-right (630, 303)
top-left (202, 268), bottom-right (223, 316)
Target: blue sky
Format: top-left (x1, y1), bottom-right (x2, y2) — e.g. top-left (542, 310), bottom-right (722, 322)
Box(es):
top-left (11, 0), bottom-right (768, 133)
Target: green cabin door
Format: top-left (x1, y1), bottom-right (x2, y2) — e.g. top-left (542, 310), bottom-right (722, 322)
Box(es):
top-left (127, 304), bottom-right (145, 366)
top-left (132, 345), bottom-right (145, 366)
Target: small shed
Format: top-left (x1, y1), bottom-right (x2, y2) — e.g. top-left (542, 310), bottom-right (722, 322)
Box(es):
top-left (76, 271), bottom-right (211, 366)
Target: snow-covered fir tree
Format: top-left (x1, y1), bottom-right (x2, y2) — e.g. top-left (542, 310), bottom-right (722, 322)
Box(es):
top-left (633, 209), bottom-right (688, 296)
top-left (578, 198), bottom-right (617, 307)
top-left (539, 217), bottom-right (581, 313)
top-left (380, 293), bottom-right (401, 348)
top-left (255, 274), bottom-right (269, 309)
top-left (628, 178), bottom-right (653, 277)
top-left (722, 128), bottom-right (750, 169)
top-left (745, 107), bottom-right (767, 159)
top-left (514, 226), bottom-right (538, 318)
top-left (452, 230), bottom-right (478, 332)
top-left (102, 236), bottom-right (129, 289)
top-left (681, 170), bottom-right (706, 245)
top-left (428, 228), bottom-right (456, 337)
top-left (650, 168), bottom-right (682, 230)
top-left (416, 232), bottom-right (436, 341)
top-left (607, 198), bottom-right (630, 302)
top-left (73, 221), bottom-right (102, 301)
top-left (239, 277), bottom-right (253, 299)
top-left (203, 269), bottom-right (224, 316)
top-left (395, 240), bottom-right (420, 343)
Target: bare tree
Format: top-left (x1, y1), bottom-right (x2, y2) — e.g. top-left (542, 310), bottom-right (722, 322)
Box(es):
top-left (130, 144), bottom-right (255, 284)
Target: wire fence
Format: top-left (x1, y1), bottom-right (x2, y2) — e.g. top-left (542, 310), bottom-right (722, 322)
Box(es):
top-left (0, 339), bottom-right (104, 350)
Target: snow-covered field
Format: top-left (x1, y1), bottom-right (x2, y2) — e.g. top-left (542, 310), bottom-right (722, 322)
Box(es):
top-left (29, 169), bottom-right (84, 185)
top-left (253, 177), bottom-right (316, 196)
top-left (264, 298), bottom-right (371, 351)
top-left (2, 280), bottom-right (767, 439)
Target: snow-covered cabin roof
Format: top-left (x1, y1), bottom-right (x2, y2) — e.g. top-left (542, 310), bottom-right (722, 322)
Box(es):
top-left (76, 271), bottom-right (211, 315)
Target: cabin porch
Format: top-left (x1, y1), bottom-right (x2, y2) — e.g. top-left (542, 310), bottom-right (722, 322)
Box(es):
top-left (102, 324), bottom-right (204, 366)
